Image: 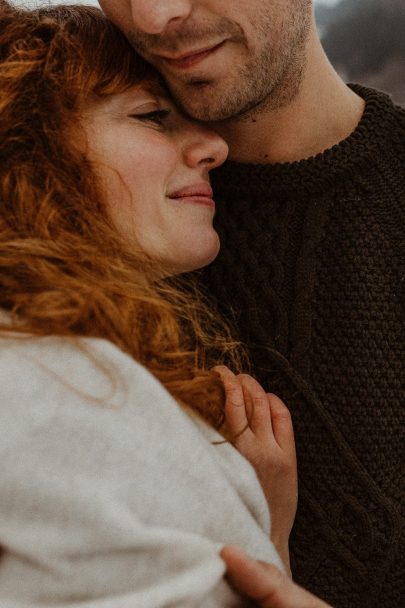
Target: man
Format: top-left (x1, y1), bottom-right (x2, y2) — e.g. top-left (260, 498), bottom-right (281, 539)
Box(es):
top-left (99, 1), bottom-right (404, 606)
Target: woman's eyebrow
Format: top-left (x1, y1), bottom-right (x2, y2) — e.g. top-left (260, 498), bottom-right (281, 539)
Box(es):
top-left (143, 77), bottom-right (171, 99)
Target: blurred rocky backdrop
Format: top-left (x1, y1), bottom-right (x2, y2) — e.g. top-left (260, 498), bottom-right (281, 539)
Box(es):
top-left (316, 0), bottom-right (405, 105)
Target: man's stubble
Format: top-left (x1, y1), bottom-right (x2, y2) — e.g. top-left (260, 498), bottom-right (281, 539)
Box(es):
top-left (129, 1), bottom-right (312, 123)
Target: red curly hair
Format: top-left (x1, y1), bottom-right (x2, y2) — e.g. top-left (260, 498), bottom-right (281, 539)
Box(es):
top-left (0, 1), bottom-right (244, 429)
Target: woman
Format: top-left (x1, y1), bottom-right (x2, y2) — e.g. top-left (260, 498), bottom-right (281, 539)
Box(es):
top-left (0, 2), bottom-right (299, 606)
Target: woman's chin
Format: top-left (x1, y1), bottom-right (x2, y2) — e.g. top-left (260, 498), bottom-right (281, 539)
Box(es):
top-left (168, 235), bottom-right (220, 275)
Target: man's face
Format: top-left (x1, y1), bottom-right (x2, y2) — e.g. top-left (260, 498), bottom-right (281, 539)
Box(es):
top-left (100, 1), bottom-right (313, 121)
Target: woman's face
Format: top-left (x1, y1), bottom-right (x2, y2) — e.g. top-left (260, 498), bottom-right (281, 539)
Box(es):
top-left (84, 79), bottom-right (228, 274)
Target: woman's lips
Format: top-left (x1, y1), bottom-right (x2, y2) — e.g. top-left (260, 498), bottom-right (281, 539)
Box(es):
top-left (158, 41), bottom-right (226, 70)
top-left (168, 183), bottom-right (215, 208)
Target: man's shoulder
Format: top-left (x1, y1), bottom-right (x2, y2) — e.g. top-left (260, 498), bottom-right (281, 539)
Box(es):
top-left (369, 85), bottom-right (405, 132)
top-left (351, 83), bottom-right (405, 128)
top-left (387, 93), bottom-right (405, 132)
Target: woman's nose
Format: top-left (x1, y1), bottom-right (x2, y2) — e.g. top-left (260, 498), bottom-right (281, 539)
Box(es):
top-left (182, 129), bottom-right (229, 171)
top-left (129, 0), bottom-right (193, 34)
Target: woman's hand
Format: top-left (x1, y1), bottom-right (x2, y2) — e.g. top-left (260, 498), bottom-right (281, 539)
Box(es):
top-left (214, 366), bottom-right (297, 572)
top-left (220, 545), bottom-right (332, 608)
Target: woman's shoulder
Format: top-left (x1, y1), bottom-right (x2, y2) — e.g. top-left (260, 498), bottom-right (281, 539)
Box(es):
top-left (0, 329), bottom-right (275, 566)
top-left (0, 331), bottom-right (165, 399)
top-left (0, 332), bottom-right (237, 520)
top-left (0, 331), bottom-right (204, 474)
top-left (0, 331), bottom-right (186, 442)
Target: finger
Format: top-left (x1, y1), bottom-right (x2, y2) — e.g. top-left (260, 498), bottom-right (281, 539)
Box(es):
top-left (220, 545), bottom-right (331, 608)
top-left (239, 374), bottom-right (273, 437)
top-left (267, 394), bottom-right (295, 453)
top-left (213, 366), bottom-right (248, 435)
top-left (240, 379), bottom-right (254, 423)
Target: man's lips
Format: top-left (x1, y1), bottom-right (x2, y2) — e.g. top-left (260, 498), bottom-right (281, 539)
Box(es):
top-left (155, 41), bottom-right (226, 70)
top-left (168, 183), bottom-right (215, 208)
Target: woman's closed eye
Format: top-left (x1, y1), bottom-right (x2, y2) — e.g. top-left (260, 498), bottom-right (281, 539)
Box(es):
top-left (130, 109), bottom-right (171, 127)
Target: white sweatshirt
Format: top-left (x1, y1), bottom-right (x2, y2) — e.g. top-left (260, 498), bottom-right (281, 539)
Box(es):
top-left (0, 333), bottom-right (282, 607)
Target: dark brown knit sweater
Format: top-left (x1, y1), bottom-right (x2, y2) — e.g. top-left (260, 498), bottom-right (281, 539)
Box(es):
top-left (203, 85), bottom-right (404, 607)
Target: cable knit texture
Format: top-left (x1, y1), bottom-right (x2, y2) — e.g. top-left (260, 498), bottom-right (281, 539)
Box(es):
top-left (202, 85), bottom-right (404, 608)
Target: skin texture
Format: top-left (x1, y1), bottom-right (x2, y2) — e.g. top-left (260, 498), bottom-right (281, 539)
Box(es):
top-left (99, 0), bottom-right (312, 122)
top-left (99, 0), bottom-right (365, 163)
top-left (84, 79), bottom-right (228, 274)
top-left (221, 545), bottom-right (332, 608)
top-left (214, 366), bottom-right (297, 575)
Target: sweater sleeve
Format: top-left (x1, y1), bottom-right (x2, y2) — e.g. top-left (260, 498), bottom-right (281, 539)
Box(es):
top-left (0, 338), bottom-right (240, 608)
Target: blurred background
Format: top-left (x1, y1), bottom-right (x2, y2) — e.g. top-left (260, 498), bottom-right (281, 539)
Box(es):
top-left (316, 0), bottom-right (405, 105)
top-left (10, 0), bottom-right (405, 105)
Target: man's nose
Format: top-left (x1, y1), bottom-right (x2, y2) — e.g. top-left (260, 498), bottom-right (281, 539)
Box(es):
top-left (129, 0), bottom-right (193, 34)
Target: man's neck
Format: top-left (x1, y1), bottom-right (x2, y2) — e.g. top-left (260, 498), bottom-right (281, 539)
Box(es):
top-left (214, 34), bottom-right (365, 165)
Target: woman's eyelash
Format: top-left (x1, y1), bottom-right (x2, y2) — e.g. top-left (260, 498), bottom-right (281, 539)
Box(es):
top-left (131, 109), bottom-right (171, 125)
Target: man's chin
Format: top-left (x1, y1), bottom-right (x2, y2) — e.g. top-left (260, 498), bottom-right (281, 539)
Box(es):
top-left (166, 80), bottom-right (234, 122)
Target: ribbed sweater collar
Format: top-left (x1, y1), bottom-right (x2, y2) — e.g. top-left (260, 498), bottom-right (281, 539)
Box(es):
top-left (211, 84), bottom-right (396, 196)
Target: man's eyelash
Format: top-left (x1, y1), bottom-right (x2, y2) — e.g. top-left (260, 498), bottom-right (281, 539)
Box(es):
top-left (131, 109), bottom-right (171, 125)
